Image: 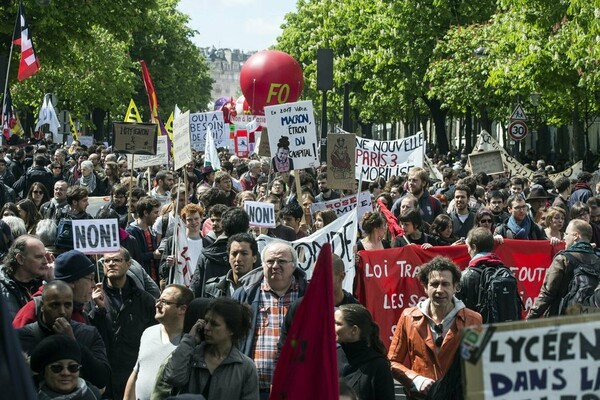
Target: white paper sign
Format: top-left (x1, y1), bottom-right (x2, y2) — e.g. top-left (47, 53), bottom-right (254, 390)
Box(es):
top-left (78, 136), bottom-right (93, 148)
top-left (72, 219), bottom-right (120, 254)
top-left (126, 135), bottom-right (168, 168)
top-left (264, 100), bottom-right (319, 171)
top-left (173, 111), bottom-right (192, 171)
top-left (257, 210), bottom-right (358, 292)
top-left (189, 111), bottom-right (228, 151)
top-left (244, 201), bottom-right (276, 228)
top-left (310, 191), bottom-right (372, 222)
top-left (355, 132), bottom-right (425, 182)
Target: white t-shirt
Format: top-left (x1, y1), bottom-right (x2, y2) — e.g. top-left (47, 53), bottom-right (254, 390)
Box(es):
top-left (187, 237), bottom-right (203, 276)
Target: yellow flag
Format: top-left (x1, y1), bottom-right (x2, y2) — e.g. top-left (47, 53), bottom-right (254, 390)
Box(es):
top-left (165, 111), bottom-right (174, 157)
top-left (124, 99), bottom-right (142, 123)
top-left (69, 114), bottom-right (78, 141)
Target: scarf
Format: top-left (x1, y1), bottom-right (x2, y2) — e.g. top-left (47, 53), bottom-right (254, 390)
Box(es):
top-left (567, 240), bottom-right (596, 254)
top-left (78, 172), bottom-right (96, 194)
top-left (38, 378), bottom-right (93, 400)
top-left (507, 215), bottom-right (531, 239)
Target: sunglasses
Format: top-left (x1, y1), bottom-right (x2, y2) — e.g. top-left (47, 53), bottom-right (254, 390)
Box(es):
top-left (32, 190), bottom-right (44, 194)
top-left (480, 219), bottom-right (492, 223)
top-left (49, 363), bottom-right (82, 374)
top-left (434, 324), bottom-right (444, 347)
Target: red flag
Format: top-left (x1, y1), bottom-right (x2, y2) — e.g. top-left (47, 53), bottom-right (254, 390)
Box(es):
top-left (140, 60), bottom-right (159, 124)
top-left (13, 3), bottom-right (40, 81)
top-left (269, 243), bottom-right (338, 400)
top-left (377, 198), bottom-right (404, 238)
top-left (2, 88), bottom-right (16, 140)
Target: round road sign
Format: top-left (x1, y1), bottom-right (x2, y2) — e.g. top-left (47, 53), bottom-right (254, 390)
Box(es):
top-left (509, 120), bottom-right (528, 141)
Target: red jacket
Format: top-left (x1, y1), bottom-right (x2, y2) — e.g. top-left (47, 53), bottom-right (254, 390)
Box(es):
top-left (12, 286), bottom-right (88, 328)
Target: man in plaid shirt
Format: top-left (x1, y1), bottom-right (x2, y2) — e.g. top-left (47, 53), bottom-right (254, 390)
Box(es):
top-left (233, 242), bottom-right (308, 399)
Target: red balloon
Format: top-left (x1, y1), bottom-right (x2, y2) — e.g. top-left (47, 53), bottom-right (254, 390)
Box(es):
top-left (239, 50), bottom-right (304, 115)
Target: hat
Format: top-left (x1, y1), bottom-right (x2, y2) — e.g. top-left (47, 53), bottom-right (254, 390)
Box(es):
top-left (54, 250), bottom-right (95, 283)
top-left (30, 335), bottom-right (82, 373)
top-left (525, 186), bottom-right (550, 202)
top-left (201, 166), bottom-right (215, 176)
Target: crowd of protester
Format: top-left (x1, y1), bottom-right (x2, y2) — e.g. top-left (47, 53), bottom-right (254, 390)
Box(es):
top-left (1, 138), bottom-right (599, 400)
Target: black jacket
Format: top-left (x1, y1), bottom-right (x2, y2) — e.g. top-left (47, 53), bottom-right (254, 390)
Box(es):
top-left (88, 276), bottom-right (156, 399)
top-left (18, 318), bottom-right (111, 390)
top-left (338, 341), bottom-right (395, 400)
top-left (189, 235), bottom-right (230, 298)
top-left (14, 165), bottom-right (54, 196)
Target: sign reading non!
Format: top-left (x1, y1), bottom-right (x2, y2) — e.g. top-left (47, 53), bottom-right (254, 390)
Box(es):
top-left (72, 219), bottom-right (120, 254)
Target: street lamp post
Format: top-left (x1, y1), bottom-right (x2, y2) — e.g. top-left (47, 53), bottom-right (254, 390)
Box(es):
top-left (530, 92), bottom-right (540, 157)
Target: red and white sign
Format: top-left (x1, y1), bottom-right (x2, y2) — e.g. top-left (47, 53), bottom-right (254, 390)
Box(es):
top-left (509, 120), bottom-right (528, 141)
top-left (510, 104), bottom-right (528, 121)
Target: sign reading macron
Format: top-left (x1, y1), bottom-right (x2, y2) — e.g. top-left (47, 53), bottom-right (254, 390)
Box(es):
top-left (72, 219), bottom-right (120, 254)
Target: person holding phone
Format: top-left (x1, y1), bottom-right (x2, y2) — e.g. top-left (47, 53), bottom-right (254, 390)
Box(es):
top-left (163, 298), bottom-right (259, 399)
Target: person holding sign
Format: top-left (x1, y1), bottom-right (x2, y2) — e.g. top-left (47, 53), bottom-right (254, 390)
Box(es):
top-left (271, 136), bottom-right (294, 173)
top-left (388, 257), bottom-right (481, 398)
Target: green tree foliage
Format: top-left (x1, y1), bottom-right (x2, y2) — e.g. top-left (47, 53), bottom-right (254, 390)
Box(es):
top-left (0, 0), bottom-right (211, 135)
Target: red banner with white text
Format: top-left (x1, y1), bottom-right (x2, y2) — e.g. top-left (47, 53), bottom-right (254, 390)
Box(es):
top-left (355, 240), bottom-right (563, 348)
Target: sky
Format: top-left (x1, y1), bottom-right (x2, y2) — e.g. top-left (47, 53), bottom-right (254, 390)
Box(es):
top-left (177, 0), bottom-right (299, 52)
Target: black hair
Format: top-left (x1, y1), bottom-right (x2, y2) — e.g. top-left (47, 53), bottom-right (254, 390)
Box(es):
top-left (221, 208), bottom-right (250, 236)
top-left (206, 298), bottom-right (252, 345)
top-left (227, 233), bottom-right (258, 256)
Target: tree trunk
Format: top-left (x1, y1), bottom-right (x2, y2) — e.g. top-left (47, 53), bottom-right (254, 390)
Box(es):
top-left (92, 108), bottom-right (106, 142)
top-left (425, 98), bottom-right (449, 154)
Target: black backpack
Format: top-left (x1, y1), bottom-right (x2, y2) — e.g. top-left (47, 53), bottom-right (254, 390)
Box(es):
top-left (472, 264), bottom-right (522, 323)
top-left (558, 252), bottom-right (600, 315)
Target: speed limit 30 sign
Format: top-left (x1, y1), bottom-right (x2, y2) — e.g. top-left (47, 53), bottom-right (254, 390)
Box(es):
top-left (508, 120), bottom-right (528, 141)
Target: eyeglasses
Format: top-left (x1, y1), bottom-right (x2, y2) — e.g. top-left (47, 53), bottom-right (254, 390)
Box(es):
top-left (480, 219), bottom-right (492, 224)
top-left (49, 363), bottom-right (82, 374)
top-left (265, 259), bottom-right (292, 267)
top-left (434, 324), bottom-right (444, 347)
top-left (156, 299), bottom-right (179, 307)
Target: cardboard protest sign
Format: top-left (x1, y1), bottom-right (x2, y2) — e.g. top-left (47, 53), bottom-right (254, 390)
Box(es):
top-left (473, 130), bottom-right (582, 180)
top-left (310, 191), bottom-right (372, 222)
top-left (327, 133), bottom-right (355, 191)
top-left (127, 135), bottom-right (168, 168)
top-left (355, 132), bottom-right (424, 182)
top-left (256, 128), bottom-right (271, 157)
top-left (72, 219), bottom-right (120, 254)
top-left (468, 150), bottom-right (504, 175)
top-left (257, 210), bottom-right (358, 292)
top-left (244, 201), bottom-right (276, 228)
top-left (461, 313), bottom-right (600, 400)
top-left (112, 122), bottom-right (158, 155)
top-left (189, 111), bottom-right (228, 151)
top-left (264, 100), bottom-right (319, 171)
top-left (173, 111), bottom-right (192, 171)
top-left (355, 239), bottom-right (560, 348)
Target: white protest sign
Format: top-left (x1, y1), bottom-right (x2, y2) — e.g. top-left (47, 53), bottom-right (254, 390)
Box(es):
top-left (189, 111), bottom-right (228, 151)
top-left (173, 111), bottom-right (192, 171)
top-left (231, 114), bottom-right (267, 127)
top-left (355, 132), bottom-right (425, 182)
top-left (126, 135), bottom-right (168, 168)
top-left (310, 191), bottom-right (372, 222)
top-left (462, 313), bottom-right (600, 400)
top-left (78, 136), bottom-right (93, 148)
top-left (244, 201), bottom-right (276, 228)
top-left (72, 219), bottom-right (120, 254)
top-left (264, 100), bottom-right (320, 171)
top-left (257, 210), bottom-right (358, 292)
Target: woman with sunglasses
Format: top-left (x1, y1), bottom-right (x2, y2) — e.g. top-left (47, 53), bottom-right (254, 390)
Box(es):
top-left (27, 181), bottom-right (50, 211)
top-left (30, 335), bottom-right (101, 399)
top-left (475, 207), bottom-right (495, 233)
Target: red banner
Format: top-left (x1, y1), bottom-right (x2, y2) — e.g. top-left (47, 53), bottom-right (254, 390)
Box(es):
top-left (355, 240), bottom-right (563, 348)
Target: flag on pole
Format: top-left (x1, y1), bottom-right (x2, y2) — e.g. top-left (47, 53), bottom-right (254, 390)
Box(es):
top-left (69, 114), bottom-right (78, 141)
top-left (2, 89), bottom-right (17, 140)
top-left (124, 99), bottom-right (142, 123)
top-left (13, 2), bottom-right (40, 81)
top-left (165, 112), bottom-right (175, 158)
top-left (140, 60), bottom-right (159, 124)
top-left (204, 126), bottom-right (221, 170)
top-left (270, 243), bottom-right (338, 400)
top-left (35, 96), bottom-right (60, 136)
top-left (173, 216), bottom-right (193, 286)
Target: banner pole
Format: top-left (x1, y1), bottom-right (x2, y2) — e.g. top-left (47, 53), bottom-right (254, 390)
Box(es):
top-left (127, 155), bottom-right (135, 224)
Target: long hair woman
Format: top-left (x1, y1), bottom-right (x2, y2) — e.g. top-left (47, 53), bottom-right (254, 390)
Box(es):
top-left (27, 182), bottom-right (50, 211)
top-left (17, 198), bottom-right (42, 234)
top-left (164, 297), bottom-right (259, 399)
top-left (336, 304), bottom-right (395, 400)
top-left (429, 214), bottom-right (462, 246)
